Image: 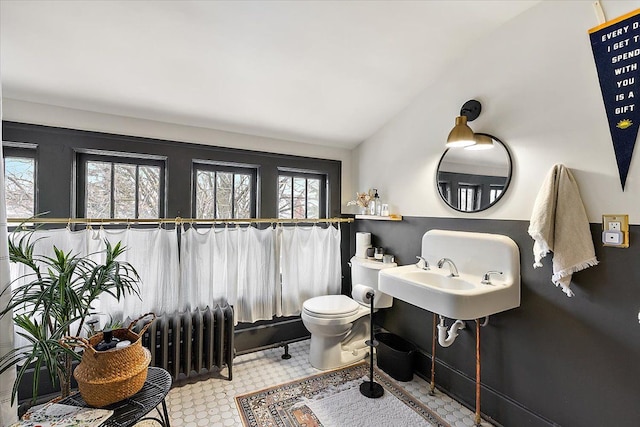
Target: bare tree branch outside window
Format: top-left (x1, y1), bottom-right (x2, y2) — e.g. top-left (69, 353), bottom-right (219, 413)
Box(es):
top-left (278, 175), bottom-right (322, 219)
top-left (195, 168), bottom-right (253, 219)
top-left (4, 157), bottom-right (35, 217)
top-left (234, 174), bottom-right (251, 218)
top-left (114, 163), bottom-right (136, 218)
top-left (278, 176), bottom-right (292, 219)
top-left (86, 161), bottom-right (112, 218)
top-left (138, 165), bottom-right (160, 218)
top-left (86, 160), bottom-right (160, 219)
top-left (216, 172), bottom-right (233, 218)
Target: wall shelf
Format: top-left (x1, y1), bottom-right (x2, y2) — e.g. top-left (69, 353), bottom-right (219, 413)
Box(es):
top-left (355, 214), bottom-right (402, 221)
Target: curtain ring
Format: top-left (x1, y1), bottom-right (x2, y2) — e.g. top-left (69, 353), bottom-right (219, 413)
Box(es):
top-left (66, 218), bottom-right (71, 230)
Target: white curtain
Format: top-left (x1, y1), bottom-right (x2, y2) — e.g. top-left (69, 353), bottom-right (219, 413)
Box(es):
top-left (235, 226), bottom-right (278, 323)
top-left (96, 227), bottom-right (180, 320)
top-left (180, 226), bottom-right (278, 324)
top-left (1, 139), bottom-right (18, 425)
top-left (3, 221), bottom-right (341, 383)
top-left (280, 224), bottom-right (342, 316)
top-left (7, 226), bottom-right (180, 333)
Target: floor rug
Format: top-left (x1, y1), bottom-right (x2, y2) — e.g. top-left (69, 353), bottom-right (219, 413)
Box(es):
top-left (235, 362), bottom-right (449, 427)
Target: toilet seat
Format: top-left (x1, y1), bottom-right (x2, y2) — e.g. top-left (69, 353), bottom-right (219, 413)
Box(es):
top-left (303, 295), bottom-right (361, 318)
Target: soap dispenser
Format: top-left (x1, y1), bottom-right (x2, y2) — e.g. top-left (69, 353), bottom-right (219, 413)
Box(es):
top-left (374, 190), bottom-right (382, 216)
top-left (372, 189), bottom-right (381, 216)
top-left (369, 188), bottom-right (379, 215)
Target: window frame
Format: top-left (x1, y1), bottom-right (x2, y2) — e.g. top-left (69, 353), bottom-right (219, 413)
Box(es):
top-left (489, 185), bottom-right (504, 204)
top-left (192, 162), bottom-right (258, 219)
top-left (76, 152), bottom-right (166, 219)
top-left (2, 143), bottom-right (38, 218)
top-left (438, 180), bottom-right (451, 205)
top-left (277, 170), bottom-right (327, 219)
top-left (457, 183), bottom-right (481, 212)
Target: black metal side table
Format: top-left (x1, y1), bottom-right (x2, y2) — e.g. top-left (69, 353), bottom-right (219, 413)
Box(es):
top-left (58, 366), bottom-right (172, 427)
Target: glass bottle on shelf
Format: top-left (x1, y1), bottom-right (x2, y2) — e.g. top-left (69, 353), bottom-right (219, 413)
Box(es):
top-left (375, 190), bottom-right (383, 216)
top-left (371, 189), bottom-right (380, 216)
top-left (367, 188), bottom-right (378, 215)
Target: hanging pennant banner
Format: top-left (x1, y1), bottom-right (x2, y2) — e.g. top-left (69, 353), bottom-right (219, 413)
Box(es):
top-left (589, 8), bottom-right (640, 190)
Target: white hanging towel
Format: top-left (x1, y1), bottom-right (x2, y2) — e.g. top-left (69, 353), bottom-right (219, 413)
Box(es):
top-left (528, 164), bottom-right (598, 297)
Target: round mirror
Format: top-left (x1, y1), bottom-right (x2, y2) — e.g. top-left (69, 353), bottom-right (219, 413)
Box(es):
top-left (436, 133), bottom-right (512, 212)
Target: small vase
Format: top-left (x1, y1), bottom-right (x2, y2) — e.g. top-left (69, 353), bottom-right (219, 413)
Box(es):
top-left (359, 206), bottom-right (367, 215)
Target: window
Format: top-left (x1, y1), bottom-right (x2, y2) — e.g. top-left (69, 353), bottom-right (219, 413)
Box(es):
top-left (194, 163), bottom-right (256, 219)
top-left (457, 184), bottom-right (481, 212)
top-left (79, 154), bottom-right (164, 218)
top-left (489, 185), bottom-right (504, 203)
top-left (438, 181), bottom-right (451, 204)
top-left (278, 172), bottom-right (326, 219)
top-left (2, 146), bottom-right (36, 218)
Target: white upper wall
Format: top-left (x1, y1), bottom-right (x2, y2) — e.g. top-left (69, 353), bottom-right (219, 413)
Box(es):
top-left (353, 0), bottom-right (640, 224)
top-left (2, 98), bottom-right (353, 208)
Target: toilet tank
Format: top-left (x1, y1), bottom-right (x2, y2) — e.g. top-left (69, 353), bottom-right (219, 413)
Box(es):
top-left (350, 256), bottom-right (395, 308)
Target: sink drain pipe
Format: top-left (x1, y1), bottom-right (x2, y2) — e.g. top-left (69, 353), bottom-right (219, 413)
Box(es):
top-left (432, 316), bottom-right (485, 426)
top-left (437, 316), bottom-right (466, 347)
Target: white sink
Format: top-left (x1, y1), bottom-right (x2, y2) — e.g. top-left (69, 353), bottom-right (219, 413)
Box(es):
top-left (378, 230), bottom-right (520, 320)
top-left (399, 270), bottom-right (475, 291)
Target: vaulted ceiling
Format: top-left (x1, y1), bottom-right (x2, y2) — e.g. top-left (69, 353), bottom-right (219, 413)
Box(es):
top-left (1, 1), bottom-right (541, 148)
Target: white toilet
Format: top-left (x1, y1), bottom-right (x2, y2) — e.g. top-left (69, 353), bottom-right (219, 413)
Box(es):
top-left (301, 256), bottom-right (395, 370)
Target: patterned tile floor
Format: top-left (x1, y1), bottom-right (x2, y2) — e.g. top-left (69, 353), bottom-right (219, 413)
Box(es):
top-left (162, 339), bottom-right (494, 427)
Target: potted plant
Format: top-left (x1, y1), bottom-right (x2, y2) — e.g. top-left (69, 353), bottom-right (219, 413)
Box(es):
top-left (0, 228), bottom-right (141, 405)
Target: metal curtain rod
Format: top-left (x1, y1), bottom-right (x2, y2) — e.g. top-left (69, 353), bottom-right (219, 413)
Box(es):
top-left (6, 217), bottom-right (354, 225)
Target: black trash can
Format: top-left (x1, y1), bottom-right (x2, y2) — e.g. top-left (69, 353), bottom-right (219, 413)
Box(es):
top-left (375, 332), bottom-right (416, 382)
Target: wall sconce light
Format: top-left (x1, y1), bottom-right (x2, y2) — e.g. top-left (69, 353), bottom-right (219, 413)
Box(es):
top-left (446, 99), bottom-right (482, 148)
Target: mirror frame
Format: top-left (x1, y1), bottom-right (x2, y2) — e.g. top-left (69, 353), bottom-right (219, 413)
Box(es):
top-left (436, 133), bottom-right (513, 213)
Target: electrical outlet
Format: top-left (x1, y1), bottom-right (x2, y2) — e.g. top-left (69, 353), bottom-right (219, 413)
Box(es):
top-left (602, 214), bottom-right (630, 248)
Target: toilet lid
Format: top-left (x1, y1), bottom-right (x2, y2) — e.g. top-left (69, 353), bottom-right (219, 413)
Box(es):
top-left (303, 295), bottom-right (360, 317)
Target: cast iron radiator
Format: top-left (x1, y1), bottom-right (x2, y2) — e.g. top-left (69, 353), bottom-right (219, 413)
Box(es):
top-left (136, 304), bottom-right (234, 381)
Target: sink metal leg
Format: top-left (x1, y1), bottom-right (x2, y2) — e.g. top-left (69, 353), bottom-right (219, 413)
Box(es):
top-left (429, 312), bottom-right (436, 395)
top-left (475, 319), bottom-right (481, 426)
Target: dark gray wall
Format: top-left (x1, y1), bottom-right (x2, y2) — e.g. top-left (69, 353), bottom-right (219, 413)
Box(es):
top-left (356, 217), bottom-right (640, 427)
top-left (2, 121), bottom-right (342, 220)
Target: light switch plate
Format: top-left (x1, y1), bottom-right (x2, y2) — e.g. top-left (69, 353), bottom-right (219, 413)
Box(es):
top-left (602, 214), bottom-right (629, 248)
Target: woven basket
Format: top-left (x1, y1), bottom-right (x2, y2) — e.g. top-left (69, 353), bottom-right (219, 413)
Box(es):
top-left (61, 313), bottom-right (156, 408)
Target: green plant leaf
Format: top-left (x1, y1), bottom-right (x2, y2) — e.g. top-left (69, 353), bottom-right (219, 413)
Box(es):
top-left (2, 228), bottom-right (142, 402)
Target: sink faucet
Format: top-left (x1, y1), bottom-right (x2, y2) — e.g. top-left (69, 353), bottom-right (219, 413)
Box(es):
top-left (481, 271), bottom-right (503, 285)
top-left (437, 258), bottom-right (459, 277)
top-left (415, 256), bottom-right (430, 270)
